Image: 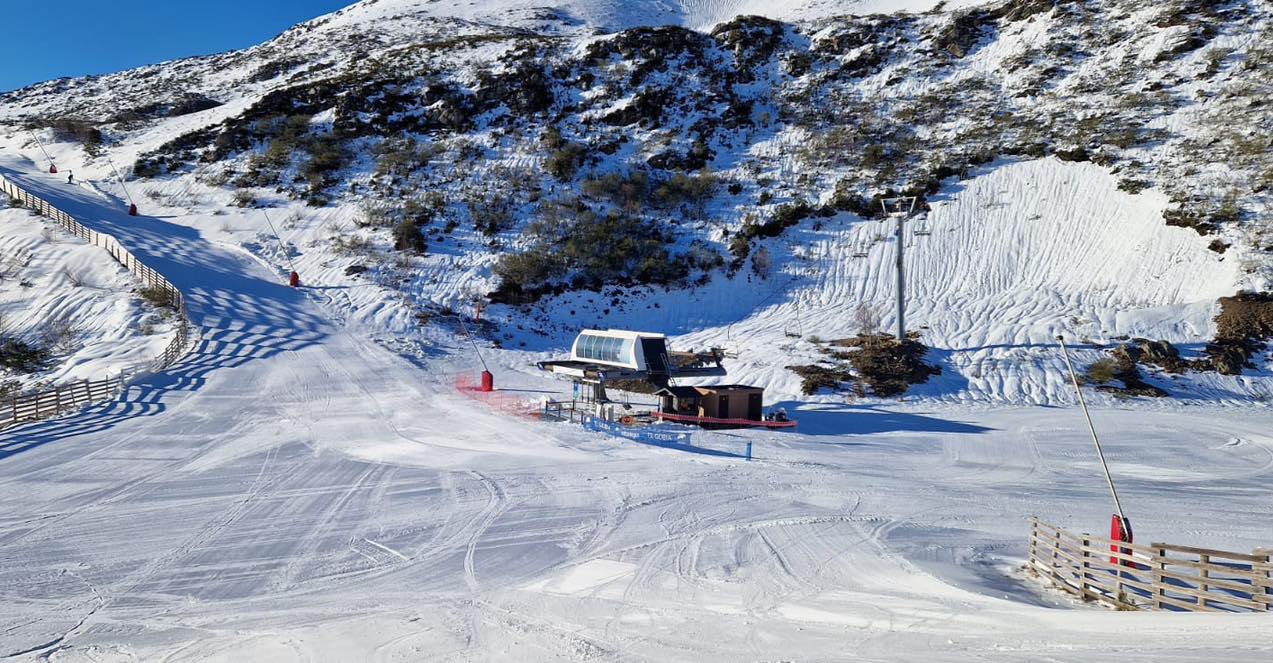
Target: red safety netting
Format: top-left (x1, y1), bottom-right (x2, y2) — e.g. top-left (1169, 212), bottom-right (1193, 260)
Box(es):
top-left (454, 373), bottom-right (542, 420)
top-left (654, 411), bottom-right (797, 429)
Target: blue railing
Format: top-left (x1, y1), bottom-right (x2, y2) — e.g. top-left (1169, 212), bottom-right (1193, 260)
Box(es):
top-left (577, 413), bottom-right (752, 460)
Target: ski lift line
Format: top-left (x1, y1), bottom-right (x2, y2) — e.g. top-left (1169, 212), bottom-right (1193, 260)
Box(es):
top-left (1056, 334), bottom-right (1127, 520)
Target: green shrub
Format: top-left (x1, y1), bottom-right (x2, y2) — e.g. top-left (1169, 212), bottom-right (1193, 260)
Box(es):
top-left (139, 286), bottom-right (176, 309)
top-left (492, 207), bottom-right (711, 302)
top-left (45, 117), bottom-right (103, 154)
top-left (374, 137), bottom-right (440, 178)
top-left (1085, 358), bottom-right (1121, 384)
top-left (544, 142), bottom-right (588, 180)
top-left (392, 218), bottom-right (427, 253)
top-left (786, 363), bottom-right (854, 395)
top-left (652, 170), bottom-right (718, 210)
top-left (469, 195), bottom-right (515, 236)
top-left (0, 336), bottom-right (49, 373)
top-left (582, 171), bottom-right (650, 211)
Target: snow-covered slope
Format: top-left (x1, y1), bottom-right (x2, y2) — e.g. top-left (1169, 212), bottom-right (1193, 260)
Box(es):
top-left (673, 157), bottom-right (1245, 403)
top-left (0, 194), bottom-right (174, 393)
top-left (3, 0), bottom-right (1268, 406)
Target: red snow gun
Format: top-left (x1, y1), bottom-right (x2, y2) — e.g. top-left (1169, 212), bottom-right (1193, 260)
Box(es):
top-left (1110, 513), bottom-right (1134, 567)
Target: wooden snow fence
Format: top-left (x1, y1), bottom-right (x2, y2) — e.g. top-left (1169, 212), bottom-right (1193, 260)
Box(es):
top-left (1028, 518), bottom-right (1272, 613)
top-left (1, 174), bottom-right (192, 431)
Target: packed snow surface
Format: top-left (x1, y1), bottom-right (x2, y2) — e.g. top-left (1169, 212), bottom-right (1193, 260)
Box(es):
top-left (2, 165), bottom-right (1272, 661)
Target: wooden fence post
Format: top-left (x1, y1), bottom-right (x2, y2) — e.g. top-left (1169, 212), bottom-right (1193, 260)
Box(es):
top-left (1081, 535), bottom-right (1091, 599)
top-left (1152, 544), bottom-right (1166, 610)
top-left (1029, 518), bottom-right (1038, 570)
top-left (1051, 526), bottom-right (1063, 583)
top-left (1199, 553), bottom-right (1210, 610)
top-left (1257, 548), bottom-right (1271, 612)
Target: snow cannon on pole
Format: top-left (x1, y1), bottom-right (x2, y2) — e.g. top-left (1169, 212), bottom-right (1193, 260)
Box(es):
top-left (1057, 335), bottom-right (1134, 566)
top-left (29, 130), bottom-right (57, 174)
top-left (104, 154), bottom-right (139, 216)
top-left (261, 209), bottom-right (301, 288)
top-left (457, 313), bottom-right (493, 392)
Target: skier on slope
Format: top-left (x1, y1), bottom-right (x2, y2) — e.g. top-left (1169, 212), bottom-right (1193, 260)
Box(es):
top-left (67, 171), bottom-right (74, 184)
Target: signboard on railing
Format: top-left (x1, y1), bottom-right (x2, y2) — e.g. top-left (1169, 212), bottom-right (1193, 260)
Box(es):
top-left (581, 414), bottom-right (695, 446)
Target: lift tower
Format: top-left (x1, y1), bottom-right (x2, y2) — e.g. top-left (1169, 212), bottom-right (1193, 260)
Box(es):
top-left (881, 197), bottom-right (921, 342)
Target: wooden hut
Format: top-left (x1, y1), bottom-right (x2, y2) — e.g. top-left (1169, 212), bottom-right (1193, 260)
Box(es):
top-left (656, 384), bottom-right (765, 422)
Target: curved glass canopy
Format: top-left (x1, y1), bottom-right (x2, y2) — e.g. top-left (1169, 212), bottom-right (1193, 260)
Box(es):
top-left (575, 333), bottom-right (636, 366)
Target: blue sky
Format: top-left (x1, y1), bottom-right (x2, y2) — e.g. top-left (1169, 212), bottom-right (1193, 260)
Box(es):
top-left (0, 1), bottom-right (352, 92)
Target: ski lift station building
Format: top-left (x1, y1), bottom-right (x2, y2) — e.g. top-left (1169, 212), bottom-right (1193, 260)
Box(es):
top-left (537, 329), bottom-right (728, 384)
top-left (571, 329), bottom-right (668, 372)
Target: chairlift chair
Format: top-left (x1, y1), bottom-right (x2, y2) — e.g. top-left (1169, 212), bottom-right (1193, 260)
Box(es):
top-left (912, 214), bottom-right (932, 237)
top-left (722, 325), bottom-right (741, 359)
top-left (784, 294), bottom-right (805, 338)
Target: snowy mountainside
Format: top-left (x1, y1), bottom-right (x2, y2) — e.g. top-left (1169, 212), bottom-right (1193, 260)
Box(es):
top-left (1, 0), bottom-right (1271, 405)
top-left (312, 0), bottom-right (990, 33)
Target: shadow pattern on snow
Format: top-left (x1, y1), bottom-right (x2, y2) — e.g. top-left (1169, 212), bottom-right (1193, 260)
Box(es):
top-left (772, 403), bottom-right (995, 437)
top-left (0, 165), bottom-right (329, 457)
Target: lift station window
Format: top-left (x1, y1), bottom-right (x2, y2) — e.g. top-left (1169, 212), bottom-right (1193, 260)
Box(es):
top-left (576, 333), bottom-right (632, 365)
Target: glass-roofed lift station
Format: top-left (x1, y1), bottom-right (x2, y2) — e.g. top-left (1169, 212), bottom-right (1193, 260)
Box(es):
top-left (570, 330), bottom-right (654, 370)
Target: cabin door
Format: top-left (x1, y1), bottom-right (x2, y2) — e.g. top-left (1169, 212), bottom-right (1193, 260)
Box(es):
top-left (717, 395), bottom-right (729, 418)
top-left (747, 393), bottom-right (762, 420)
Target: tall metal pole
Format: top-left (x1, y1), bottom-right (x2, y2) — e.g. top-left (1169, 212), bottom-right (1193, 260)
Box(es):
top-left (895, 212), bottom-right (905, 342)
top-left (29, 130), bottom-right (56, 172)
top-left (1057, 334), bottom-right (1126, 519)
top-left (104, 154), bottom-right (136, 207)
top-left (260, 208), bottom-right (299, 277)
